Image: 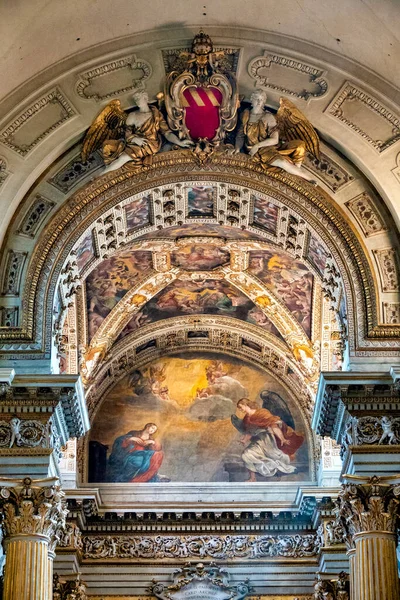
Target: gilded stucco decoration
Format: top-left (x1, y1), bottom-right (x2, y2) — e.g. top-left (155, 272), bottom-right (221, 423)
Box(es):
top-left (345, 192), bottom-right (387, 237)
top-left (17, 194), bottom-right (55, 238)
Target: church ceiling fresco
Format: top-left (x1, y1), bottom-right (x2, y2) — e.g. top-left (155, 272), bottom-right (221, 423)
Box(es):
top-left (86, 250), bottom-right (153, 340)
top-left (252, 194), bottom-right (279, 234)
top-left (88, 352), bottom-right (310, 484)
top-left (187, 186), bottom-right (215, 217)
top-left (247, 250), bottom-right (314, 338)
top-left (117, 279), bottom-right (283, 342)
top-left (124, 194), bottom-right (151, 232)
top-left (138, 222), bottom-right (265, 241)
top-left (171, 244), bottom-right (230, 271)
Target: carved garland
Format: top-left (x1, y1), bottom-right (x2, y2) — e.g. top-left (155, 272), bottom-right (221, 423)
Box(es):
top-left (81, 532), bottom-right (322, 560)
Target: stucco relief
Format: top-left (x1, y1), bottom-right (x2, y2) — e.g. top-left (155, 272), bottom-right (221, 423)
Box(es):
top-left (76, 54), bottom-right (152, 101)
top-left (392, 152), bottom-right (400, 183)
top-left (345, 192), bottom-right (387, 237)
top-left (247, 51), bottom-right (328, 100)
top-left (383, 302), bottom-right (400, 325)
top-left (0, 157), bottom-right (10, 188)
top-left (303, 151), bottom-right (353, 192)
top-left (0, 307), bottom-right (19, 328)
top-left (373, 248), bottom-right (400, 292)
top-left (326, 82), bottom-right (400, 152)
top-left (1, 250), bottom-right (27, 296)
top-left (0, 88), bottom-right (76, 156)
top-left (82, 532), bottom-right (321, 559)
top-left (17, 194), bottom-right (55, 238)
top-left (50, 152), bottom-right (103, 193)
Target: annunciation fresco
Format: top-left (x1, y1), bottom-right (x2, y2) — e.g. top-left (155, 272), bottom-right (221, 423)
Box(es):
top-left (248, 249), bottom-right (313, 337)
top-left (117, 279), bottom-right (283, 340)
top-left (86, 250), bottom-right (153, 339)
top-left (88, 353), bottom-right (309, 483)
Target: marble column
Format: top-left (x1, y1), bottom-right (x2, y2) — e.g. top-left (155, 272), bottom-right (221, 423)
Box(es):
top-left (0, 477), bottom-right (68, 600)
top-left (335, 475), bottom-right (400, 600)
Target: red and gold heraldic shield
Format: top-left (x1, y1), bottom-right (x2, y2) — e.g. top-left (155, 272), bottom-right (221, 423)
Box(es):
top-left (182, 86), bottom-right (223, 141)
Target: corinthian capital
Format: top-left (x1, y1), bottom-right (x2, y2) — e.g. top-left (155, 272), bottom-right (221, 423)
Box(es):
top-left (0, 477), bottom-right (68, 546)
top-left (335, 475), bottom-right (400, 539)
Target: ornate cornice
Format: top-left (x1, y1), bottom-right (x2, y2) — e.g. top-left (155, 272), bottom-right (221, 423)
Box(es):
top-left (312, 371), bottom-right (400, 440)
top-left (0, 373), bottom-right (89, 445)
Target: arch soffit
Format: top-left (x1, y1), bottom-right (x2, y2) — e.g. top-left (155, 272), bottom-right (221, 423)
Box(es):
top-left (3, 154), bottom-right (395, 358)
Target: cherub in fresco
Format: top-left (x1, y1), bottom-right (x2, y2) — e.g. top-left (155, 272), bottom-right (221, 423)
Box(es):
top-left (188, 361), bottom-right (249, 421)
top-left (129, 364), bottom-right (180, 411)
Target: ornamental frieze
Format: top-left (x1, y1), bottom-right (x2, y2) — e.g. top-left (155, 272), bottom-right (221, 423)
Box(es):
top-left (81, 532), bottom-right (321, 560)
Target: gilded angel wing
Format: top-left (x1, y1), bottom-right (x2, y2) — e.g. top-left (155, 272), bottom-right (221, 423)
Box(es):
top-left (276, 97), bottom-right (320, 159)
top-left (81, 100), bottom-right (127, 162)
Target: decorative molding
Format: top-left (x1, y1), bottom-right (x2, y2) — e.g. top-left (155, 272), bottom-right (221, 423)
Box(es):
top-left (50, 152), bottom-right (103, 193)
top-left (0, 417), bottom-right (59, 452)
top-left (53, 574), bottom-right (87, 600)
top-left (383, 302), bottom-right (400, 325)
top-left (0, 88), bottom-right (76, 156)
top-left (17, 194), bottom-right (55, 238)
top-left (150, 562), bottom-right (250, 600)
top-left (392, 152), bottom-right (400, 183)
top-left (0, 307), bottom-right (19, 328)
top-left (1, 250), bottom-right (27, 296)
top-left (76, 54), bottom-right (152, 101)
top-left (57, 522), bottom-right (83, 550)
top-left (82, 532), bottom-right (321, 560)
top-left (0, 374), bottom-right (89, 446)
top-left (345, 192), bottom-right (387, 237)
top-left (0, 157), bottom-right (10, 188)
top-left (87, 597), bottom-right (312, 600)
top-left (341, 415), bottom-right (400, 458)
top-left (248, 51), bottom-right (328, 100)
top-left (304, 151), bottom-right (353, 193)
top-left (373, 248), bottom-right (400, 292)
top-left (326, 82), bottom-right (400, 153)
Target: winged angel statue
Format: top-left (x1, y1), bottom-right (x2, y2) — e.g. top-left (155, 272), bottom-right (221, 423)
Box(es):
top-left (234, 89), bottom-right (319, 185)
top-left (81, 89), bottom-right (193, 173)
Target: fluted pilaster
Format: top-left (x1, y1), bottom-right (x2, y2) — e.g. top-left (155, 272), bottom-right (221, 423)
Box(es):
top-left (0, 477), bottom-right (68, 600)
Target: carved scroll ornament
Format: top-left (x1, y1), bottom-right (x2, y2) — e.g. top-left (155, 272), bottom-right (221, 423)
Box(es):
top-left (82, 533), bottom-right (321, 560)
